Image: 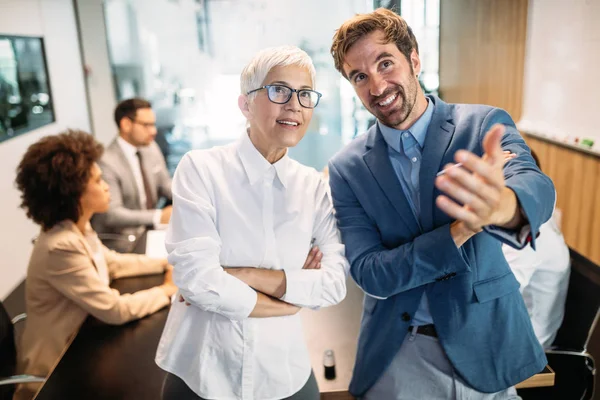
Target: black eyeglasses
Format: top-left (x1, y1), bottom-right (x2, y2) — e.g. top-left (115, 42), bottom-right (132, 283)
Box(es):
top-left (247, 84), bottom-right (322, 109)
top-left (130, 118), bottom-right (156, 129)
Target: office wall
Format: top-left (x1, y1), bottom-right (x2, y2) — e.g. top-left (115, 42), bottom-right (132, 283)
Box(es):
top-left (519, 0), bottom-right (600, 147)
top-left (0, 0), bottom-right (90, 299)
top-left (75, 0), bottom-right (117, 145)
top-left (439, 0), bottom-right (528, 121)
top-left (520, 0), bottom-right (600, 275)
top-left (439, 0), bottom-right (600, 275)
top-left (525, 135), bottom-right (600, 266)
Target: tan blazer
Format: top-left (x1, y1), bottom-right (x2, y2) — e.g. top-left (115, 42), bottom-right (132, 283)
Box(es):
top-left (14, 220), bottom-right (170, 400)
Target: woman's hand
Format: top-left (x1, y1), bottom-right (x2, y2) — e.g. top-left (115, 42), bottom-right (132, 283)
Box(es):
top-left (178, 294), bottom-right (191, 306)
top-left (302, 245), bottom-right (322, 270)
top-left (162, 259), bottom-right (172, 271)
top-left (159, 267), bottom-right (178, 297)
top-left (179, 243), bottom-right (324, 306)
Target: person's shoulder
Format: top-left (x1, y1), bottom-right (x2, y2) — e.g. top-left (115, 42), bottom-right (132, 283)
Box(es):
top-left (99, 139), bottom-right (122, 165)
top-left (285, 159), bottom-right (328, 196)
top-left (451, 102), bottom-right (496, 114)
top-left (177, 142), bottom-right (237, 175)
top-left (34, 222), bottom-right (87, 263)
top-left (287, 158), bottom-right (322, 182)
top-left (449, 102), bottom-right (513, 126)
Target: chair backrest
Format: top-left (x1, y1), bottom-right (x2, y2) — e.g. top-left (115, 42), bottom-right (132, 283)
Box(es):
top-left (0, 301), bottom-right (17, 377)
top-left (551, 248), bottom-right (600, 352)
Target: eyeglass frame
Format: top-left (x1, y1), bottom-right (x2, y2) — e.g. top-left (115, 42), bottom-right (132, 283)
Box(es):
top-left (246, 84), bottom-right (323, 109)
top-left (128, 117), bottom-right (156, 129)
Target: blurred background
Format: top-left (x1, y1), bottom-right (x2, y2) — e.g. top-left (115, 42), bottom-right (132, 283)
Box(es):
top-left (97, 0), bottom-right (440, 174)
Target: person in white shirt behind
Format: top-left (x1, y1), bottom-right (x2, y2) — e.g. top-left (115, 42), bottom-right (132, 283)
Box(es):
top-left (156, 45), bottom-right (350, 400)
top-left (502, 149), bottom-right (571, 348)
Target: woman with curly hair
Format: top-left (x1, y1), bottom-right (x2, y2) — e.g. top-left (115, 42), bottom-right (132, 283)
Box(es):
top-left (13, 130), bottom-right (177, 400)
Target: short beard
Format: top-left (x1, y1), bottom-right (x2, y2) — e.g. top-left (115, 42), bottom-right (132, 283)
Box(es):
top-left (371, 78), bottom-right (418, 129)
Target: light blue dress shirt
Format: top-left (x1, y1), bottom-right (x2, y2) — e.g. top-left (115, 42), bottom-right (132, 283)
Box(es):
top-left (378, 98), bottom-right (435, 326)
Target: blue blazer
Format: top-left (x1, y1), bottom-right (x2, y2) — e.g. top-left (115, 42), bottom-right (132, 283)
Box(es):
top-left (328, 96), bottom-right (554, 396)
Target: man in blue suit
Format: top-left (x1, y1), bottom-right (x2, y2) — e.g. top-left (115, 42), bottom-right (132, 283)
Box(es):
top-left (328, 8), bottom-right (555, 399)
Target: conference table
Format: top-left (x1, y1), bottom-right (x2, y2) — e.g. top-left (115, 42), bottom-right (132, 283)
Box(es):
top-left (34, 233), bottom-right (554, 399)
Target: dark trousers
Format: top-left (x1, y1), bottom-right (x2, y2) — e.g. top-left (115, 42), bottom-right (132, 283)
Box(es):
top-left (162, 371), bottom-right (319, 400)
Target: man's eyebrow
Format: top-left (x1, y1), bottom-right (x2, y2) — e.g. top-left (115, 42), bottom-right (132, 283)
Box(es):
top-left (375, 52), bottom-right (394, 62)
top-left (347, 52), bottom-right (394, 81)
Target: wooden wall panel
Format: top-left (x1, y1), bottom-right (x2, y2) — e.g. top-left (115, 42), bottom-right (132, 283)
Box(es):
top-left (439, 0), bottom-right (600, 265)
top-left (525, 135), bottom-right (600, 266)
top-left (439, 0), bottom-right (528, 121)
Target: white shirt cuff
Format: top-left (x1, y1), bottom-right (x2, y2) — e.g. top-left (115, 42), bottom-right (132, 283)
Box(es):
top-left (281, 269), bottom-right (321, 307)
top-left (219, 282), bottom-right (258, 320)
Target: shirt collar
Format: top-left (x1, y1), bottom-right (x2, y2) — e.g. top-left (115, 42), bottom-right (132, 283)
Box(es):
top-left (378, 98), bottom-right (435, 153)
top-left (236, 132), bottom-right (290, 188)
top-left (117, 136), bottom-right (139, 158)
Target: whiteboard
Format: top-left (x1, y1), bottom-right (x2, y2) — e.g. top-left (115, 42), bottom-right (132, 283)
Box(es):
top-left (518, 0), bottom-right (600, 152)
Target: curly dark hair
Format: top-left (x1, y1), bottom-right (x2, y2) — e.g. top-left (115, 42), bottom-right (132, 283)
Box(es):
top-left (15, 130), bottom-right (104, 231)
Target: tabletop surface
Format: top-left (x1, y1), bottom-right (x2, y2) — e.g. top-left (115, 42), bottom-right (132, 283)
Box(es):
top-left (34, 232), bottom-right (554, 399)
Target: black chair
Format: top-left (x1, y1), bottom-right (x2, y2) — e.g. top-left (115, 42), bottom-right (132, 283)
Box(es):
top-left (0, 301), bottom-right (45, 400)
top-left (519, 248), bottom-right (599, 400)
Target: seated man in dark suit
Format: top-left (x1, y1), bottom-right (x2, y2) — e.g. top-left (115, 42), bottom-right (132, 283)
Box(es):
top-left (92, 98), bottom-right (172, 251)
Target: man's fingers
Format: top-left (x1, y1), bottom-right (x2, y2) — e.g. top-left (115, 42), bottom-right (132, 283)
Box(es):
top-left (435, 175), bottom-right (488, 215)
top-left (453, 151), bottom-right (504, 190)
top-left (440, 165), bottom-right (502, 202)
top-left (481, 124), bottom-right (505, 166)
top-left (436, 195), bottom-right (480, 229)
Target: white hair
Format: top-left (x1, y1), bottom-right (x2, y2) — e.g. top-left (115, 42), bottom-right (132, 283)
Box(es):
top-left (240, 45), bottom-right (317, 97)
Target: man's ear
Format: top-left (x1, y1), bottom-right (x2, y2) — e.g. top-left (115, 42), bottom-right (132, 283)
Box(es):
top-left (410, 48), bottom-right (421, 77)
top-left (120, 117), bottom-right (132, 133)
top-left (238, 95), bottom-right (252, 120)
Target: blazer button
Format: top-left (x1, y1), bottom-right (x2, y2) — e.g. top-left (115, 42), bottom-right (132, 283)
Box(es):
top-left (401, 312), bottom-right (411, 322)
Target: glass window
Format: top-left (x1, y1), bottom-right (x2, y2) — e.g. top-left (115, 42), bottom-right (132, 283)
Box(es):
top-left (401, 0), bottom-right (440, 95)
top-left (102, 0), bottom-right (373, 173)
top-left (0, 36), bottom-right (54, 142)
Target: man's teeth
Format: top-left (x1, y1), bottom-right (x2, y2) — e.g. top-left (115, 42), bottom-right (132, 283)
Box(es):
top-left (379, 94), bottom-right (397, 107)
top-left (278, 120), bottom-right (298, 126)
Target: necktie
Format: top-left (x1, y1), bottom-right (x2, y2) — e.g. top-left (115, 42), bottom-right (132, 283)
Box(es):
top-left (135, 151), bottom-right (155, 210)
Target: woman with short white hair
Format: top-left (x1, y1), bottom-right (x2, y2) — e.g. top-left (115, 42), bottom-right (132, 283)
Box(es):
top-left (156, 45), bottom-right (349, 400)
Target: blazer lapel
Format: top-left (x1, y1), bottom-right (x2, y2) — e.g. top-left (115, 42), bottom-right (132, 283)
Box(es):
top-left (419, 96), bottom-right (456, 232)
top-left (111, 140), bottom-right (143, 209)
top-left (363, 125), bottom-right (421, 234)
top-left (139, 147), bottom-right (158, 207)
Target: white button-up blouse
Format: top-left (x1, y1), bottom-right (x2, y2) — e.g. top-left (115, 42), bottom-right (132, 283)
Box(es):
top-left (155, 132), bottom-right (349, 400)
